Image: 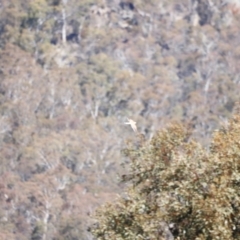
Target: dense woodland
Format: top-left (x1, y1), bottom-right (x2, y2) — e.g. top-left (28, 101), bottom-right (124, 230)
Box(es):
top-left (0, 0), bottom-right (239, 239)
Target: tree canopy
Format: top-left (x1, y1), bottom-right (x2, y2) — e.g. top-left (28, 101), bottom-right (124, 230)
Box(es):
top-left (92, 111), bottom-right (240, 239)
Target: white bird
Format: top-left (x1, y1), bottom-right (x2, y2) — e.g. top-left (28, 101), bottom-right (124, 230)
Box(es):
top-left (125, 118), bottom-right (137, 133)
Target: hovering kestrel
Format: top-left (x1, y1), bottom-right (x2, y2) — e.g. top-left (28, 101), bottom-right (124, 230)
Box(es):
top-left (125, 118), bottom-right (137, 133)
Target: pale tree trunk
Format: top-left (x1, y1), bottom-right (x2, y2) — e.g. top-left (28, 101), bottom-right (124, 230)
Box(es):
top-left (61, 0), bottom-right (68, 44)
top-left (42, 200), bottom-right (51, 240)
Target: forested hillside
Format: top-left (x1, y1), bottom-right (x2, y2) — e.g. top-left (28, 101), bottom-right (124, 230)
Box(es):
top-left (0, 0), bottom-right (239, 239)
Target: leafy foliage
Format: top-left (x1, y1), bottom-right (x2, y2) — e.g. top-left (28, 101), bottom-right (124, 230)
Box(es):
top-left (92, 113), bottom-right (240, 239)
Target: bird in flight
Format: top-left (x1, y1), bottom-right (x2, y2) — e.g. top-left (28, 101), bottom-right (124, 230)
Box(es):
top-left (125, 118), bottom-right (137, 132)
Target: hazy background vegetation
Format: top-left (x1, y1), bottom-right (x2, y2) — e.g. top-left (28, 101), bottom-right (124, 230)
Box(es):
top-left (0, 0), bottom-right (240, 239)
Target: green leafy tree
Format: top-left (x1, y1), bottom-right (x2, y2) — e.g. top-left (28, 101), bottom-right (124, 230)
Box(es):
top-left (92, 112), bottom-right (240, 239)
